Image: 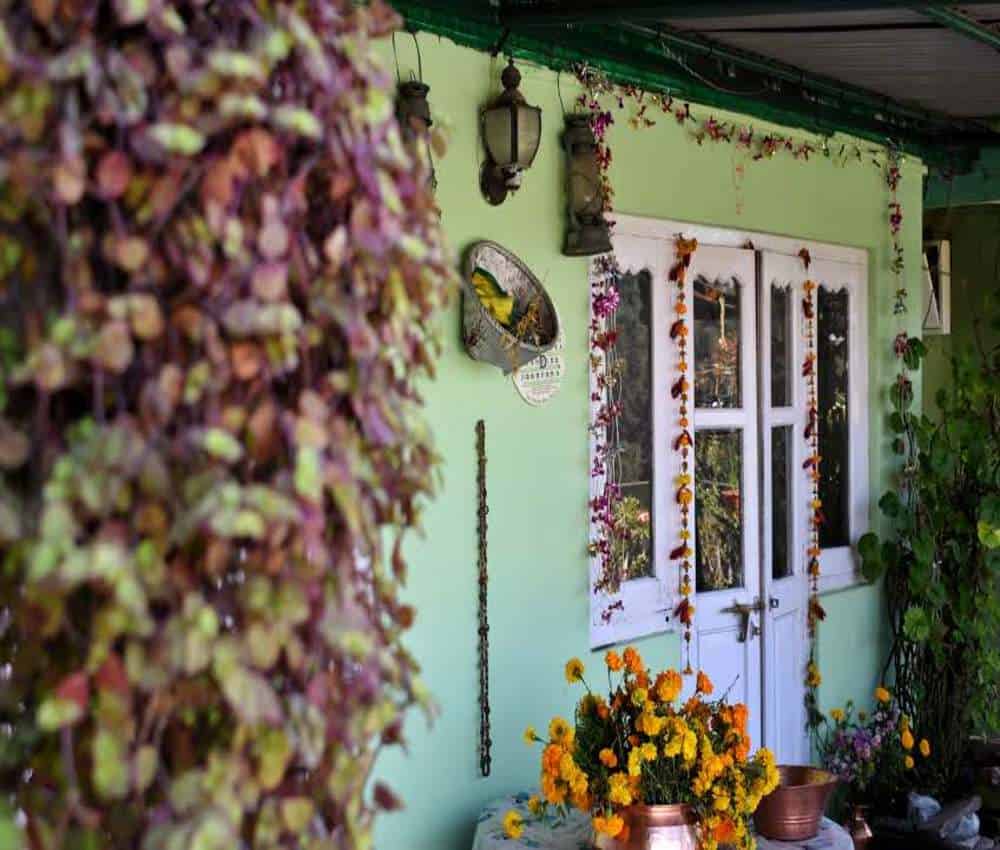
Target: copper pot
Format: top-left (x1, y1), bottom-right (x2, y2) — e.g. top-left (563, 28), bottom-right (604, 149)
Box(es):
top-left (753, 765), bottom-right (838, 841)
top-left (598, 804), bottom-right (699, 850)
top-left (846, 803), bottom-right (873, 850)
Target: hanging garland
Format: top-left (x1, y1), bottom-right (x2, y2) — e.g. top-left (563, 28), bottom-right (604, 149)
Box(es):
top-left (669, 236), bottom-right (698, 674)
top-left (799, 249), bottom-right (827, 726)
top-left (579, 67), bottom-right (913, 684)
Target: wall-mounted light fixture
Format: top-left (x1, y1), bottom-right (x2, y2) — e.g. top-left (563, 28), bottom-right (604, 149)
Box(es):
top-left (480, 58), bottom-right (542, 206)
top-left (562, 114), bottom-right (612, 256)
top-left (396, 80), bottom-right (433, 141)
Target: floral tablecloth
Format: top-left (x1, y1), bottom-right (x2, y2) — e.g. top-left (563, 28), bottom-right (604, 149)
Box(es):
top-left (471, 794), bottom-right (852, 850)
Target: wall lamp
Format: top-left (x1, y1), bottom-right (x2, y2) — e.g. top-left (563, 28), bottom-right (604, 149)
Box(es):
top-left (480, 58), bottom-right (542, 205)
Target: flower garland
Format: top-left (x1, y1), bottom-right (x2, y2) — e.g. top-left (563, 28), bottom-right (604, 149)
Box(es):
top-left (578, 67), bottom-right (913, 682)
top-left (669, 236), bottom-right (698, 674)
top-left (799, 248), bottom-right (827, 726)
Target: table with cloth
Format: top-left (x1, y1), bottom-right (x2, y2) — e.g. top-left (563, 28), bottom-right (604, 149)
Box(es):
top-left (472, 793), bottom-right (853, 850)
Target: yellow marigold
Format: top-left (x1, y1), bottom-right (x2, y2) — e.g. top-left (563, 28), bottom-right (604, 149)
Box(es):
top-left (599, 748), bottom-right (618, 768)
top-left (623, 646), bottom-right (644, 674)
top-left (608, 772), bottom-right (633, 806)
top-left (565, 657), bottom-right (585, 683)
top-left (806, 662), bottom-right (822, 688)
top-left (829, 708), bottom-right (845, 723)
top-left (593, 814), bottom-right (625, 838)
top-left (875, 686), bottom-right (891, 703)
top-left (920, 739), bottom-right (931, 757)
top-left (640, 742), bottom-right (658, 762)
top-left (631, 687), bottom-right (648, 708)
top-left (682, 729), bottom-right (698, 764)
top-left (904, 755), bottom-right (915, 769)
top-left (901, 729), bottom-right (914, 751)
top-left (559, 752), bottom-right (579, 782)
top-left (655, 669), bottom-right (683, 703)
top-left (502, 810), bottom-right (524, 840)
top-left (627, 748), bottom-right (643, 777)
top-left (542, 774), bottom-right (566, 805)
top-left (523, 725), bottom-right (538, 745)
top-left (713, 794), bottom-right (731, 812)
top-left (527, 795), bottom-right (544, 816)
top-left (605, 650), bottom-right (623, 672)
top-left (696, 670), bottom-right (714, 696)
top-left (549, 717), bottom-right (573, 745)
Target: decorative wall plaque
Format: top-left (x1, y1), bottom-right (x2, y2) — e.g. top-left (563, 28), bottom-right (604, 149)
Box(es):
top-left (512, 320), bottom-right (565, 406)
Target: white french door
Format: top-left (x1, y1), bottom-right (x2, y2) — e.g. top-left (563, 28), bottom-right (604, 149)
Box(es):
top-left (593, 219), bottom-right (868, 763)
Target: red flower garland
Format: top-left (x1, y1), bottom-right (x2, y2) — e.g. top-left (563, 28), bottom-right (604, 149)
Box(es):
top-left (670, 236), bottom-right (698, 674)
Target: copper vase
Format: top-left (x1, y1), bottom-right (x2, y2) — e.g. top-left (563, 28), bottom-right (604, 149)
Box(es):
top-left (597, 804), bottom-right (698, 850)
top-left (846, 804), bottom-right (873, 850)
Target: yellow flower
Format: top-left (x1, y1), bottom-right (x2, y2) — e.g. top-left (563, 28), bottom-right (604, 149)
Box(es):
top-left (605, 650), bottom-right (623, 672)
top-left (829, 708), bottom-right (845, 723)
top-left (593, 814), bottom-right (625, 838)
top-left (806, 662), bottom-right (822, 688)
top-left (627, 748), bottom-right (643, 777)
top-left (682, 729), bottom-right (698, 764)
top-left (502, 810), bottom-right (524, 840)
top-left (608, 772), bottom-right (633, 806)
top-left (549, 717), bottom-right (573, 745)
top-left (713, 794), bottom-right (731, 812)
top-left (599, 748), bottom-right (618, 768)
top-left (640, 742), bottom-right (658, 762)
top-left (527, 795), bottom-right (544, 816)
top-left (655, 669), bottom-right (683, 703)
top-left (631, 687), bottom-right (648, 708)
top-left (875, 686), bottom-right (891, 704)
top-left (904, 755), bottom-right (915, 770)
top-left (901, 729), bottom-right (914, 751)
top-left (523, 725), bottom-right (538, 745)
top-left (565, 657), bottom-right (585, 683)
top-left (919, 739), bottom-right (931, 757)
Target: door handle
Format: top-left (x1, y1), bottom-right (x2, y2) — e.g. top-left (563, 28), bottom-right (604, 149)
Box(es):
top-left (722, 599), bottom-right (765, 642)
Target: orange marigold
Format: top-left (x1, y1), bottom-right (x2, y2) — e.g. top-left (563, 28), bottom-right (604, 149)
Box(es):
top-left (605, 650), bottom-right (623, 672)
top-left (622, 646), bottom-right (644, 675)
top-left (599, 748), bottom-right (618, 768)
top-left (696, 670), bottom-right (714, 696)
top-left (655, 669), bottom-right (683, 703)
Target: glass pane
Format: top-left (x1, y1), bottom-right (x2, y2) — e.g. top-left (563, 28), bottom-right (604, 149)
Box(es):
top-left (772, 425), bottom-right (792, 580)
top-left (613, 269), bottom-right (654, 580)
top-left (817, 287), bottom-right (850, 548)
top-left (694, 274), bottom-right (742, 408)
top-left (771, 286), bottom-right (792, 407)
top-left (695, 429), bottom-right (744, 591)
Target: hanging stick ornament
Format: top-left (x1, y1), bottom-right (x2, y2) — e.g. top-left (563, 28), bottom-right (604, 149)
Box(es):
top-left (670, 236), bottom-right (698, 675)
top-left (799, 248), bottom-right (826, 726)
top-left (475, 419), bottom-right (492, 777)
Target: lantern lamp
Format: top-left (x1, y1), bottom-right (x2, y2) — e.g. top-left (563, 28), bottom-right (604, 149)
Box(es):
top-left (562, 114), bottom-right (612, 256)
top-left (480, 58), bottom-right (542, 205)
top-left (396, 80), bottom-right (433, 141)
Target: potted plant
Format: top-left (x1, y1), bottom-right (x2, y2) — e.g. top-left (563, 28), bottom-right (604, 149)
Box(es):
top-left (518, 648), bottom-right (779, 850)
top-left (817, 687), bottom-right (933, 844)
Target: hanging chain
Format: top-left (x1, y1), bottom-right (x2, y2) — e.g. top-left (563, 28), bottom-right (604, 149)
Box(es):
top-left (476, 419), bottom-right (492, 777)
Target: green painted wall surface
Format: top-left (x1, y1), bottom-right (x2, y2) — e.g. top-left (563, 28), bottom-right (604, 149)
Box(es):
top-left (923, 206), bottom-right (1000, 412)
top-left (925, 148), bottom-right (1000, 209)
top-left (373, 34), bottom-right (925, 850)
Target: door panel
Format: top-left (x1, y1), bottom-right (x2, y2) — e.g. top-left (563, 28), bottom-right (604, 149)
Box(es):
top-left (685, 244), bottom-right (762, 748)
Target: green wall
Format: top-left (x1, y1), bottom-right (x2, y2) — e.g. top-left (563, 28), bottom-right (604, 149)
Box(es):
top-left (923, 205), bottom-right (1000, 412)
top-left (373, 34), bottom-right (925, 850)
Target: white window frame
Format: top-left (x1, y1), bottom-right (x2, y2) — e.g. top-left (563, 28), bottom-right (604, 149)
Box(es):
top-left (589, 216), bottom-right (870, 648)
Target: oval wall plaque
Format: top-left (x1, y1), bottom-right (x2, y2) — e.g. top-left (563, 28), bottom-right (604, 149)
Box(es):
top-left (512, 322), bottom-right (565, 406)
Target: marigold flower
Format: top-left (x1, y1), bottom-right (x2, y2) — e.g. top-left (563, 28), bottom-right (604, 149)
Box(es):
top-left (696, 671), bottom-right (714, 695)
top-left (605, 650), bottom-right (623, 672)
top-left (829, 708), bottom-right (845, 723)
top-left (565, 657), bottom-right (585, 683)
top-left (640, 742), bottom-right (658, 762)
top-left (599, 748), bottom-right (618, 768)
top-left (713, 794), bottom-right (731, 811)
top-left (904, 755), bottom-right (915, 769)
top-left (549, 717), bottom-right (573, 745)
top-left (593, 814), bottom-right (625, 838)
top-left (631, 687), bottom-right (648, 707)
top-left (920, 739), bottom-right (931, 757)
top-left (523, 725), bottom-right (538, 745)
top-left (655, 669), bottom-right (683, 703)
top-left (502, 810), bottom-right (524, 840)
top-left (901, 729), bottom-right (914, 751)
top-left (875, 686), bottom-right (891, 703)
top-left (622, 646), bottom-right (644, 674)
top-left (714, 818), bottom-right (736, 843)
top-left (806, 662), bottom-right (822, 688)
top-left (527, 795), bottom-right (544, 816)
top-left (607, 772), bottom-right (633, 806)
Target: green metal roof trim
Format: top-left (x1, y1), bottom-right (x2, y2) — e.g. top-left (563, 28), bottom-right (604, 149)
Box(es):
top-left (391, 0), bottom-right (994, 169)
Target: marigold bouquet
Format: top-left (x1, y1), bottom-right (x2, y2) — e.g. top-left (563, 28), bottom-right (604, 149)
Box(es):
top-left (818, 686), bottom-right (932, 810)
top-left (523, 647), bottom-right (779, 850)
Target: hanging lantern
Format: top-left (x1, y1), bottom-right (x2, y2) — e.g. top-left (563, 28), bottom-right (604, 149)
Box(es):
top-left (562, 114), bottom-right (612, 256)
top-left (480, 58), bottom-right (542, 205)
top-left (396, 80), bottom-right (433, 141)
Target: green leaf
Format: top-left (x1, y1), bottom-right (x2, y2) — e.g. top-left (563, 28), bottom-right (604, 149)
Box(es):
top-left (903, 606), bottom-right (931, 643)
top-left (857, 532), bottom-right (884, 581)
top-left (879, 491), bottom-right (903, 519)
top-left (200, 428), bottom-right (244, 463)
top-left (147, 123), bottom-right (206, 156)
top-left (93, 728), bottom-right (129, 799)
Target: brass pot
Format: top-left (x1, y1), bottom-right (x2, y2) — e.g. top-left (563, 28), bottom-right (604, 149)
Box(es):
top-left (597, 804), bottom-right (699, 850)
top-left (753, 765), bottom-right (838, 841)
top-left (846, 803), bottom-right (874, 850)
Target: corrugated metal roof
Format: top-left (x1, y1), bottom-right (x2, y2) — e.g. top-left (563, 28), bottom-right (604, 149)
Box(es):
top-left (661, 6), bottom-right (1000, 118)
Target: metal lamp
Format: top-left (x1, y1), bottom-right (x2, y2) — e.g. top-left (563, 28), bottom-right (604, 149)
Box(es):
top-left (480, 58), bottom-right (542, 205)
top-left (562, 114), bottom-right (612, 256)
top-left (396, 80), bottom-right (433, 141)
